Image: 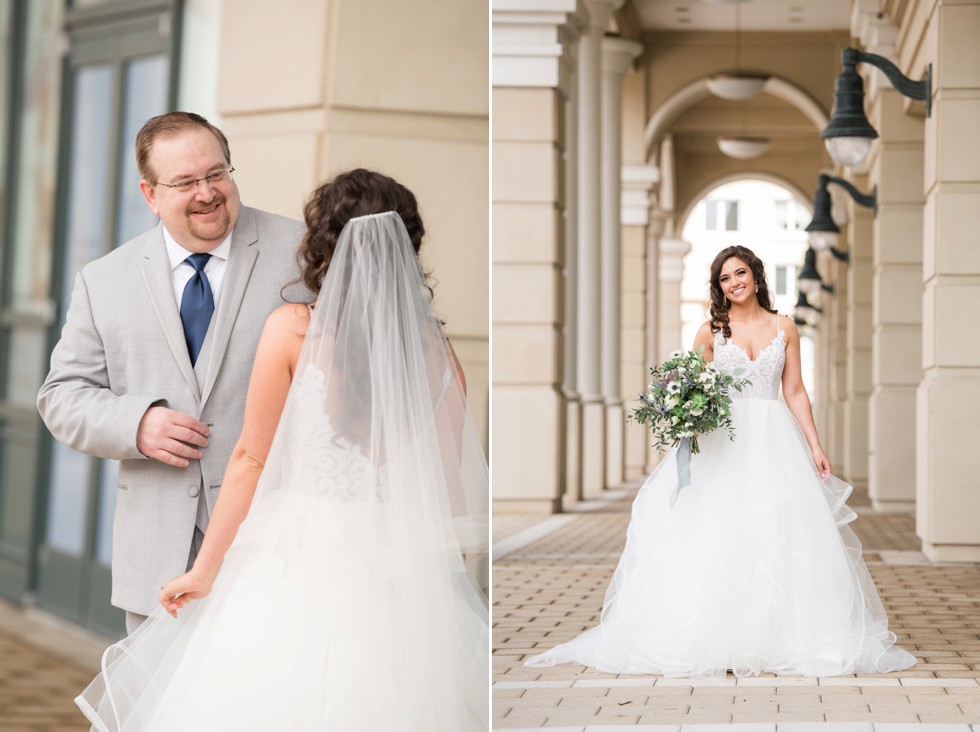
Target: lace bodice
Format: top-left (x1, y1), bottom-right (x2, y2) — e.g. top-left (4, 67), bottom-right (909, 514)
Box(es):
top-left (712, 320), bottom-right (785, 401)
top-left (282, 364), bottom-right (386, 502)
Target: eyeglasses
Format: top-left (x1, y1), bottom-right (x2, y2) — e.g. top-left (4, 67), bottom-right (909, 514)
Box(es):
top-left (155, 167), bottom-right (235, 193)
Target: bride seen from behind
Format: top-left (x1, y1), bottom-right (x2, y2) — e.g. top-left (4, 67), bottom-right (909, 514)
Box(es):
top-left (76, 169), bottom-right (489, 731)
top-left (525, 244), bottom-right (915, 678)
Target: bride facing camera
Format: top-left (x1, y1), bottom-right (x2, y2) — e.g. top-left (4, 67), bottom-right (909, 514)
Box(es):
top-left (526, 244), bottom-right (915, 678)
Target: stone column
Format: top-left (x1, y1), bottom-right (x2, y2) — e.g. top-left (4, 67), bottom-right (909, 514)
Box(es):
top-left (562, 15), bottom-right (585, 506)
top-left (645, 210), bottom-right (666, 472)
top-left (658, 236), bottom-right (692, 357)
top-left (577, 0), bottom-right (623, 498)
top-left (851, 4), bottom-right (925, 512)
top-left (600, 36), bottom-right (642, 488)
top-left (621, 164), bottom-right (659, 480)
top-left (867, 89), bottom-right (924, 512)
top-left (491, 1), bottom-right (580, 511)
top-left (843, 177), bottom-right (873, 493)
top-left (820, 250), bottom-right (849, 467)
top-left (917, 0), bottom-right (980, 561)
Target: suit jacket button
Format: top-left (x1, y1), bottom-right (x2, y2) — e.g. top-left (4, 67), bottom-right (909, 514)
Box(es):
top-left (189, 485), bottom-right (200, 498)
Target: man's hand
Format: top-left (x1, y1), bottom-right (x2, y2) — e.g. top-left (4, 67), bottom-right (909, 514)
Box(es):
top-left (136, 406), bottom-right (209, 467)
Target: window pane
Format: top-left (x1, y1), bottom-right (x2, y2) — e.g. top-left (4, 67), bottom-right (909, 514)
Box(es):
top-left (94, 459), bottom-right (119, 565)
top-left (5, 328), bottom-right (46, 407)
top-left (0, 0), bottom-right (11, 242)
top-left (775, 266), bottom-right (787, 295)
top-left (61, 63), bottom-right (114, 321)
top-left (116, 55), bottom-right (168, 245)
top-left (775, 200), bottom-right (788, 230)
top-left (725, 201), bottom-right (739, 231)
top-left (45, 442), bottom-right (90, 555)
top-left (9, 0), bottom-right (64, 315)
top-left (705, 200), bottom-right (717, 230)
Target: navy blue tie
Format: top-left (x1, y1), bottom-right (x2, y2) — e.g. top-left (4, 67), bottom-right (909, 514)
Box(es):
top-left (180, 253), bottom-right (214, 366)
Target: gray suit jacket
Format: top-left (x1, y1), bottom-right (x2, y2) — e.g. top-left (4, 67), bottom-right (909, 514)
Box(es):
top-left (37, 206), bottom-right (308, 615)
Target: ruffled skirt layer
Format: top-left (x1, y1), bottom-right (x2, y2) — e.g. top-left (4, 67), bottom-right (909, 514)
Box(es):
top-left (525, 398), bottom-right (916, 677)
top-left (76, 492), bottom-right (488, 731)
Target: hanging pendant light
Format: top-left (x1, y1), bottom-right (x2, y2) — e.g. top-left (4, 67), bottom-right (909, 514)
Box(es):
top-left (706, 2), bottom-right (769, 101)
top-left (716, 136), bottom-right (771, 159)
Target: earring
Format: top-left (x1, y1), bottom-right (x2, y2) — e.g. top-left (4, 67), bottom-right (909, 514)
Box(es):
top-left (754, 283), bottom-right (759, 293)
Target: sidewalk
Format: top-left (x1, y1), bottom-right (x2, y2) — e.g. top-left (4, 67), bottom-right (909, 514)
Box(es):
top-left (492, 483), bottom-right (980, 731)
top-left (0, 600), bottom-right (106, 732)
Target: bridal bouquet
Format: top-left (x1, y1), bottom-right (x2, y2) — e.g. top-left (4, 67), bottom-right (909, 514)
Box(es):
top-left (629, 346), bottom-right (748, 504)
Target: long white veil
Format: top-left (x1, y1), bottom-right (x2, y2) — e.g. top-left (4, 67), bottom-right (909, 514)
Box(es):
top-left (278, 210), bottom-right (488, 578)
top-left (76, 211), bottom-right (488, 731)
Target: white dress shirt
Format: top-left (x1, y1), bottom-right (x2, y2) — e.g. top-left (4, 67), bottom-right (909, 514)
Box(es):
top-left (163, 227), bottom-right (233, 308)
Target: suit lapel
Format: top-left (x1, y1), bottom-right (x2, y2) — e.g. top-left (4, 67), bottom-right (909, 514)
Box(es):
top-left (140, 229), bottom-right (202, 402)
top-left (199, 209), bottom-right (259, 410)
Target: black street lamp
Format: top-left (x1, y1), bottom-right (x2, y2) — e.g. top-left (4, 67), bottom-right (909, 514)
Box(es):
top-left (797, 247), bottom-right (835, 296)
top-left (822, 47), bottom-right (931, 167)
top-left (804, 173), bottom-right (877, 262)
top-left (794, 290), bottom-right (823, 323)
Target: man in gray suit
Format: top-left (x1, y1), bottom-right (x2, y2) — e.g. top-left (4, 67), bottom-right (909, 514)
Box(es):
top-left (38, 112), bottom-right (306, 634)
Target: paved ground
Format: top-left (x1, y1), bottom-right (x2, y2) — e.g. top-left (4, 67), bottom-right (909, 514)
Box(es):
top-left (492, 483), bottom-right (980, 732)
top-left (0, 600), bottom-right (106, 732)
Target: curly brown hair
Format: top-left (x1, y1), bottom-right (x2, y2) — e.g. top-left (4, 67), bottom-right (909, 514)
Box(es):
top-left (297, 168), bottom-right (427, 295)
top-left (708, 245), bottom-right (777, 338)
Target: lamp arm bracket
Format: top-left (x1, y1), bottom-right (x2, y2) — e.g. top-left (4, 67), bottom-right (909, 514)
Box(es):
top-left (823, 174), bottom-right (878, 215)
top-left (851, 48), bottom-right (932, 117)
top-left (829, 246), bottom-right (851, 263)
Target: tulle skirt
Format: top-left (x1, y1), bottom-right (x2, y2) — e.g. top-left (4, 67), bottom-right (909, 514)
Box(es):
top-left (75, 490), bottom-right (488, 731)
top-left (525, 398), bottom-right (916, 677)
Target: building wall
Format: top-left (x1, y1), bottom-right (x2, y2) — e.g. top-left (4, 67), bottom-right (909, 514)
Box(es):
top-left (217, 0), bottom-right (490, 444)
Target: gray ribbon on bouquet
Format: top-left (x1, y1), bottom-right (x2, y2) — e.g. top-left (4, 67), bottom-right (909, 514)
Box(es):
top-left (668, 436), bottom-right (693, 508)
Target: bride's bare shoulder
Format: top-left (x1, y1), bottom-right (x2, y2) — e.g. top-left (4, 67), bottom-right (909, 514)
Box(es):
top-left (693, 321), bottom-right (715, 356)
top-left (694, 320), bottom-right (716, 343)
top-left (266, 303), bottom-right (313, 338)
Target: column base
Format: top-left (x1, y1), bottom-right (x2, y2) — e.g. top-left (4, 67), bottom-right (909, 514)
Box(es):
top-left (868, 385), bottom-right (917, 509)
top-left (605, 403), bottom-right (624, 487)
top-left (922, 542), bottom-right (980, 564)
top-left (564, 399), bottom-right (583, 505)
top-left (581, 399), bottom-right (606, 499)
top-left (871, 498), bottom-right (915, 514)
top-left (623, 416), bottom-right (648, 481)
top-left (491, 384), bottom-right (566, 509)
top-left (492, 498), bottom-right (563, 514)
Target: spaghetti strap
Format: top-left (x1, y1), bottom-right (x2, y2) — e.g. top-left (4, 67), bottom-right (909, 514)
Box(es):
top-left (776, 313), bottom-right (782, 337)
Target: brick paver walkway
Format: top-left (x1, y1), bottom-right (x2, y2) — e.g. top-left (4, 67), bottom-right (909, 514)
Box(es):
top-left (0, 600), bottom-right (105, 732)
top-left (492, 483), bottom-right (980, 731)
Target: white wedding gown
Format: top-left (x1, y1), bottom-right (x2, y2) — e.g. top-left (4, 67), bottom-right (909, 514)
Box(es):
top-left (526, 318), bottom-right (916, 678)
top-left (75, 212), bottom-right (489, 730)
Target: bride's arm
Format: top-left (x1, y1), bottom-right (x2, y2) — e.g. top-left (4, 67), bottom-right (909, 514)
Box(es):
top-left (780, 316), bottom-right (831, 478)
top-left (160, 304), bottom-right (307, 616)
top-left (693, 321), bottom-right (715, 361)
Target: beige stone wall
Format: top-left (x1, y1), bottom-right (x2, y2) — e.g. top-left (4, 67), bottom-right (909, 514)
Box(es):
top-left (908, 0), bottom-right (980, 561)
top-left (866, 88), bottom-right (924, 513)
top-left (492, 86), bottom-right (568, 511)
top-left (843, 184), bottom-right (873, 492)
top-left (215, 0), bottom-right (489, 445)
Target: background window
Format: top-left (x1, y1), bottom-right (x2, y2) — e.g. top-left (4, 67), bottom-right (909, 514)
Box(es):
top-left (775, 265), bottom-right (788, 295)
top-left (706, 199), bottom-right (738, 231)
